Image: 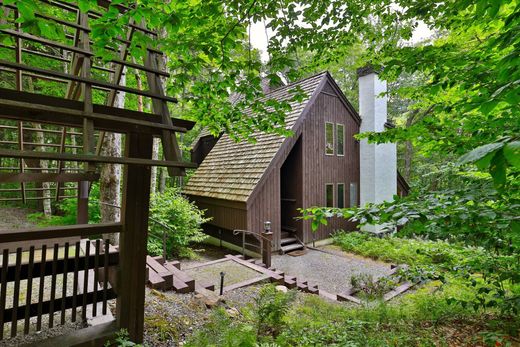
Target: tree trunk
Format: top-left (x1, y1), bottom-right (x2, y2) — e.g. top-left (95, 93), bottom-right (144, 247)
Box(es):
top-left (33, 123), bottom-right (52, 216)
top-left (159, 168), bottom-right (166, 193)
top-left (100, 71), bottom-right (125, 244)
top-left (150, 138), bottom-right (160, 194)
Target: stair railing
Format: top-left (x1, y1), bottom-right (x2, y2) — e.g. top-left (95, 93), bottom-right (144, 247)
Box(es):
top-left (232, 229), bottom-right (272, 268)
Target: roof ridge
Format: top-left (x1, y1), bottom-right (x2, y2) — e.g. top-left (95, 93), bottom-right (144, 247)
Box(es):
top-left (265, 71), bottom-right (328, 95)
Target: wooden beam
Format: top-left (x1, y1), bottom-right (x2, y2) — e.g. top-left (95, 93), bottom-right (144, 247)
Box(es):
top-left (0, 149), bottom-right (198, 168)
top-left (117, 132), bottom-right (153, 343)
top-left (0, 172), bottom-right (100, 183)
top-left (0, 223), bottom-right (122, 243)
top-left (0, 60), bottom-right (178, 103)
top-left (0, 88), bottom-right (194, 132)
top-left (32, 320), bottom-right (117, 347)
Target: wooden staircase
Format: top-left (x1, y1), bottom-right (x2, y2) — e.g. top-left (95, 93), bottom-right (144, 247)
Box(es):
top-left (280, 227), bottom-right (305, 254)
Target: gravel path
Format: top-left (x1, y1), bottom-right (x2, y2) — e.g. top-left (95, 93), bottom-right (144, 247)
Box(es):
top-left (0, 207), bottom-right (37, 230)
top-left (271, 245), bottom-right (393, 294)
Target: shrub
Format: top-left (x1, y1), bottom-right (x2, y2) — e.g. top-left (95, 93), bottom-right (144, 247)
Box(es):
top-left (148, 187), bottom-right (210, 258)
top-left (255, 285), bottom-right (297, 338)
top-left (28, 183), bottom-right (101, 226)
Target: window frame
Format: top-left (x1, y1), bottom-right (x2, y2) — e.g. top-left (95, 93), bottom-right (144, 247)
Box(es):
top-left (336, 123), bottom-right (345, 156)
top-left (337, 183), bottom-right (345, 208)
top-left (325, 183), bottom-right (334, 207)
top-left (325, 122), bottom-right (335, 156)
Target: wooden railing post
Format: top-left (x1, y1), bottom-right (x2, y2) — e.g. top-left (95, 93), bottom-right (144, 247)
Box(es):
top-left (262, 230), bottom-right (273, 269)
top-left (117, 132), bottom-right (152, 343)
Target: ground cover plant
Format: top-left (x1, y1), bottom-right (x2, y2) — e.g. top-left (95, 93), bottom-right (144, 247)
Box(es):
top-left (186, 232), bottom-right (520, 346)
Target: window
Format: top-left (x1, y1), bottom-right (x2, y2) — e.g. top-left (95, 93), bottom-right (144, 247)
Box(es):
top-left (326, 184), bottom-right (334, 207)
top-left (325, 122), bottom-right (334, 155)
top-left (349, 182), bottom-right (358, 207)
top-left (336, 124), bottom-right (344, 156)
top-left (337, 183), bottom-right (345, 208)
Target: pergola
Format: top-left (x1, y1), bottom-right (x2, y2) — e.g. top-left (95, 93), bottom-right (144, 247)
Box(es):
top-left (0, 0), bottom-right (194, 344)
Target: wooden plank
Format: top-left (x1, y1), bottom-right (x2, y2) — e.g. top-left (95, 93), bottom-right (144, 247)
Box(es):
top-left (146, 256), bottom-right (173, 289)
top-left (93, 240), bottom-right (101, 317)
top-left (146, 266), bottom-right (166, 290)
top-left (2, 288), bottom-right (117, 327)
top-left (336, 293), bottom-right (362, 304)
top-left (0, 60), bottom-right (178, 103)
top-left (283, 275), bottom-right (297, 289)
top-left (0, 149), bottom-right (197, 169)
top-left (222, 275), bottom-right (270, 293)
top-left (0, 249), bottom-right (8, 340)
top-left (383, 282), bottom-right (414, 302)
top-left (102, 240), bottom-right (109, 315)
top-left (163, 262), bottom-right (195, 292)
top-left (24, 246), bottom-right (35, 334)
top-left (0, 223), bottom-right (122, 243)
top-left (49, 244), bottom-right (59, 328)
top-left (225, 255), bottom-right (283, 282)
top-left (60, 243), bottom-right (69, 325)
top-left (318, 289), bottom-right (337, 301)
top-left (72, 241), bottom-right (80, 323)
top-left (0, 88), bottom-right (194, 131)
top-left (11, 248), bottom-right (22, 337)
top-left (81, 241), bottom-right (90, 321)
top-left (36, 245), bottom-right (47, 331)
top-left (0, 172), bottom-right (99, 183)
top-left (31, 320), bottom-right (117, 347)
top-left (182, 257), bottom-right (230, 270)
top-left (117, 132), bottom-right (153, 343)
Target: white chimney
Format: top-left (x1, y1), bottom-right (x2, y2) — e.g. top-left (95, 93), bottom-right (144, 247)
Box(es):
top-left (358, 67), bottom-right (397, 212)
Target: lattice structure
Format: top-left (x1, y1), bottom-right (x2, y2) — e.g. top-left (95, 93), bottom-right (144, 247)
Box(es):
top-left (0, 0), bottom-right (195, 344)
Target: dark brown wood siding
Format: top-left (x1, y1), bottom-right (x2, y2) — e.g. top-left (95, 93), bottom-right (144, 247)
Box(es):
top-left (246, 168), bottom-right (281, 250)
top-left (186, 195), bottom-right (247, 231)
top-left (301, 82), bottom-right (360, 242)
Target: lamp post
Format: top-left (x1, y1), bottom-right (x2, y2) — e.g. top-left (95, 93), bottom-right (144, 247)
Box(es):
top-left (262, 221), bottom-right (273, 268)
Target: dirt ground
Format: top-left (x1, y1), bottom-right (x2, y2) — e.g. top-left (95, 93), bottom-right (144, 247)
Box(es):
top-left (0, 206), bottom-right (37, 230)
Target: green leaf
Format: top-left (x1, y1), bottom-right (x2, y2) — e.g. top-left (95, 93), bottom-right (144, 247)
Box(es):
top-left (489, 150), bottom-right (507, 189)
top-left (503, 141), bottom-right (520, 168)
top-left (458, 142), bottom-right (504, 166)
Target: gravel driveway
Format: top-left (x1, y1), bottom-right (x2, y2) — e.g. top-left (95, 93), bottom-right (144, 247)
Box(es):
top-left (271, 245), bottom-right (393, 294)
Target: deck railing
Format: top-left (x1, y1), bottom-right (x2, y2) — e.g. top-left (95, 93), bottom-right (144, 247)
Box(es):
top-left (0, 224), bottom-right (120, 341)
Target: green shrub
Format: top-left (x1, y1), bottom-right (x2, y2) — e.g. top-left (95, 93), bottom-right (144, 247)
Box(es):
top-left (148, 188), bottom-right (210, 258)
top-left (256, 285), bottom-right (297, 338)
top-left (27, 183), bottom-right (101, 226)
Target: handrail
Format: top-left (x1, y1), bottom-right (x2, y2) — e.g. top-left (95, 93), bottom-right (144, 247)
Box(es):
top-left (232, 229), bottom-right (272, 267)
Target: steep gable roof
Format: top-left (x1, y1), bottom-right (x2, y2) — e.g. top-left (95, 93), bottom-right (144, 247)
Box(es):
top-left (184, 72), bottom-right (328, 202)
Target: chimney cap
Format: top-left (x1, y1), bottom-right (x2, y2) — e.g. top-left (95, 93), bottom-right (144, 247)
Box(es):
top-left (356, 65), bottom-right (382, 77)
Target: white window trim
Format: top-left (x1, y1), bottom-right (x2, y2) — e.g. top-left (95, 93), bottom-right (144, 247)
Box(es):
top-left (325, 122), bottom-right (335, 156)
top-left (336, 123), bottom-right (345, 157)
top-left (325, 183), bottom-right (334, 207)
top-left (337, 183), bottom-right (345, 208)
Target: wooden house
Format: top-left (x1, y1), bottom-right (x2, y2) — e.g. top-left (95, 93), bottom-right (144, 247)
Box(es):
top-left (185, 71), bottom-right (408, 253)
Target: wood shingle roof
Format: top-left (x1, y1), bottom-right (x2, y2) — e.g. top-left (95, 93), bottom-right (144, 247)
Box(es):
top-left (184, 72), bottom-right (327, 202)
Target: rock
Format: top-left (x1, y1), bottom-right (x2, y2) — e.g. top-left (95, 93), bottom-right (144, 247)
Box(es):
top-left (194, 292), bottom-right (221, 308)
top-left (226, 307), bottom-right (240, 317)
top-left (275, 285), bottom-right (288, 293)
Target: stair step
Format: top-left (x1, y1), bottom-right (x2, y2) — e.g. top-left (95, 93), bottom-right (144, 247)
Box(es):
top-left (281, 243), bottom-right (304, 253)
top-left (281, 237), bottom-right (297, 245)
top-left (281, 225), bottom-right (297, 233)
top-left (280, 231), bottom-right (290, 239)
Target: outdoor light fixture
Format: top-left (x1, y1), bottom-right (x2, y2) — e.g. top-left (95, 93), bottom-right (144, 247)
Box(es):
top-left (264, 221), bottom-right (271, 232)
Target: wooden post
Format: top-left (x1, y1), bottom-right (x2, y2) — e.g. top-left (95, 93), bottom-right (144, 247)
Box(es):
top-left (77, 181), bottom-right (89, 224)
top-left (262, 231), bottom-right (273, 269)
top-left (117, 132), bottom-right (153, 343)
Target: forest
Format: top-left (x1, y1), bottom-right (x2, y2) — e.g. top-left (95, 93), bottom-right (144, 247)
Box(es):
top-left (0, 0), bottom-right (519, 346)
